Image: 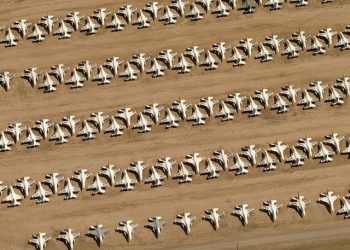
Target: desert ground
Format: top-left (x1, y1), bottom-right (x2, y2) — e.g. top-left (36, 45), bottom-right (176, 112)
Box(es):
top-left (0, 0), bottom-right (350, 249)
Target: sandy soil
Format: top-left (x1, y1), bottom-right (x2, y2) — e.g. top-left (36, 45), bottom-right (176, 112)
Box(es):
top-left (0, 0), bottom-right (350, 249)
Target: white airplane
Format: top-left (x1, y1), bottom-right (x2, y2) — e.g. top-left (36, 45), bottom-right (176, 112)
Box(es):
top-left (103, 57), bottom-right (124, 77)
top-left (99, 164), bottom-right (119, 186)
top-left (160, 6), bottom-right (178, 25)
top-left (88, 112), bottom-right (109, 132)
top-left (88, 174), bottom-right (108, 195)
top-left (12, 19), bottom-right (31, 37)
top-left (31, 181), bottom-right (52, 204)
top-left (65, 12), bottom-right (84, 31)
top-left (174, 162), bottom-right (194, 183)
top-left (57, 229), bottom-right (80, 250)
top-left (54, 20), bottom-right (73, 39)
top-left (272, 94), bottom-right (289, 113)
top-left (255, 43), bottom-right (273, 62)
top-left (298, 90), bottom-right (317, 110)
top-left (39, 73), bottom-right (57, 92)
top-left (1, 28), bottom-right (19, 47)
top-left (172, 99), bottom-right (191, 119)
top-left (170, 0), bottom-right (188, 16)
top-left (22, 128), bottom-right (42, 148)
top-left (186, 3), bottom-right (204, 21)
top-left (254, 88), bottom-right (273, 108)
top-left (49, 64), bottom-right (69, 84)
top-left (244, 97), bottom-right (263, 117)
top-left (228, 47), bottom-right (247, 66)
top-left (261, 200), bottom-right (283, 222)
top-left (280, 85), bottom-right (300, 104)
top-left (335, 77), bottom-right (350, 96)
top-left (39, 15), bottom-right (58, 34)
top-left (286, 146), bottom-right (305, 167)
top-left (145, 166), bottom-right (166, 187)
top-left (0, 71), bottom-right (15, 91)
top-left (128, 161), bottom-right (149, 182)
top-left (116, 220), bottom-right (138, 242)
top-left (133, 113), bottom-right (153, 133)
top-left (258, 150), bottom-right (277, 171)
top-left (71, 169), bottom-right (92, 190)
top-left (226, 92), bottom-right (246, 111)
top-left (233, 204), bottom-right (254, 226)
top-left (269, 141), bottom-right (288, 161)
top-left (289, 194), bottom-right (310, 217)
top-left (240, 144), bottom-right (260, 166)
top-left (77, 60), bottom-right (96, 80)
top-left (187, 104), bottom-right (208, 125)
top-left (87, 224), bottom-right (107, 247)
top-left (118, 5), bottom-right (137, 24)
top-left (216, 101), bottom-right (234, 121)
top-left (42, 173), bottom-right (64, 194)
top-left (81, 17), bottom-right (100, 35)
top-left (60, 116), bottom-right (81, 135)
top-left (133, 10), bottom-right (151, 29)
top-left (231, 153), bottom-right (249, 175)
top-left (238, 0), bottom-right (257, 14)
top-left (2, 186), bottom-right (23, 207)
top-left (0, 181), bottom-right (7, 195)
top-left (117, 170), bottom-right (137, 191)
top-left (196, 0), bottom-right (213, 12)
top-left (326, 86), bottom-right (344, 106)
top-left (144, 2), bottom-right (163, 19)
top-left (264, 35), bottom-right (283, 53)
top-left (59, 178), bottom-right (79, 200)
top-left (160, 108), bottom-right (180, 128)
top-left (158, 49), bottom-right (177, 69)
top-left (198, 96), bottom-right (218, 116)
top-left (337, 197), bottom-right (350, 219)
top-left (29, 232), bottom-right (51, 250)
top-left (105, 117), bottom-right (126, 136)
top-left (291, 30), bottom-right (309, 50)
top-left (308, 36), bottom-right (326, 55)
top-left (264, 0), bottom-right (284, 10)
top-left (34, 119), bottom-right (53, 139)
top-left (91, 8), bottom-right (111, 26)
top-left (145, 216), bottom-right (166, 238)
top-left (5, 122), bottom-right (26, 143)
top-left (200, 50), bottom-right (219, 70)
top-left (144, 103), bottom-right (164, 123)
top-left (116, 107), bottom-right (136, 127)
top-left (290, 0), bottom-right (308, 7)
top-left (174, 53), bottom-right (193, 73)
top-left (335, 32), bottom-right (350, 51)
top-left (184, 46), bottom-right (203, 65)
top-left (120, 62), bottom-right (139, 81)
top-left (211, 42), bottom-right (230, 61)
top-left (78, 120), bottom-right (98, 140)
top-left (14, 177), bottom-right (34, 198)
top-left (318, 28), bottom-right (337, 46)
top-left (212, 0), bottom-right (230, 17)
top-left (174, 213), bottom-right (196, 235)
top-left (308, 80), bottom-right (328, 100)
top-left (0, 132), bottom-right (14, 151)
top-left (297, 137), bottom-right (317, 158)
top-left (184, 152), bottom-right (203, 174)
top-left (324, 133), bottom-right (344, 153)
top-left (212, 149), bottom-right (231, 171)
top-left (28, 24), bottom-right (46, 42)
top-left (155, 157), bottom-right (177, 178)
top-left (66, 69), bottom-right (85, 88)
top-left (201, 159), bottom-right (221, 179)
top-left (147, 58), bottom-right (165, 77)
top-left (106, 13), bottom-right (126, 31)
top-left (282, 39), bottom-right (300, 59)
top-left (202, 208), bottom-right (224, 230)
top-left (318, 191), bottom-right (339, 213)
top-left (314, 142), bottom-right (334, 163)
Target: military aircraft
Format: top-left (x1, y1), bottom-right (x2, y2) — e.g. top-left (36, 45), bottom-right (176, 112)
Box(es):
top-left (0, 132), bottom-right (14, 151)
top-left (128, 160), bottom-right (149, 182)
top-left (116, 107), bottom-right (136, 127)
top-left (106, 13), bottom-right (126, 31)
top-left (87, 174), bottom-right (108, 195)
top-left (43, 173), bottom-right (64, 194)
top-left (12, 19), bottom-right (31, 37)
top-left (133, 10), bottom-right (151, 29)
top-left (282, 40), bottom-right (300, 59)
top-left (86, 224), bottom-right (107, 247)
top-left (31, 181), bottom-right (52, 204)
top-left (22, 128), bottom-right (42, 148)
top-left (240, 144), bottom-right (261, 166)
top-left (233, 204), bottom-right (254, 226)
top-left (160, 108), bottom-right (180, 128)
top-left (174, 54), bottom-right (193, 73)
top-left (264, 35), bottom-right (283, 53)
top-left (255, 43), bottom-right (273, 62)
top-left (145, 166), bottom-right (166, 187)
top-left (50, 124), bottom-right (70, 144)
top-left (228, 47), bottom-right (247, 66)
top-left (269, 141), bottom-right (288, 161)
top-left (77, 120), bottom-right (98, 140)
top-left (239, 38), bottom-right (256, 57)
top-left (60, 116), bottom-right (81, 135)
top-left (337, 197), bottom-right (350, 219)
top-left (231, 153), bottom-right (250, 175)
top-left (93, 66), bottom-right (113, 85)
top-left (186, 3), bottom-right (204, 21)
top-left (174, 213), bottom-right (196, 235)
top-left (145, 216), bottom-right (166, 238)
top-left (15, 176), bottom-right (34, 198)
top-left (254, 89), bottom-right (273, 108)
top-left (201, 159), bottom-right (221, 179)
top-left (212, 149), bottom-right (231, 171)
top-left (28, 24), bottom-right (46, 42)
top-left (144, 2), bottom-right (163, 19)
top-left (244, 97), bottom-right (263, 117)
top-left (0, 71), bottom-right (15, 91)
top-left (1, 28), bottom-right (19, 47)
top-left (260, 200), bottom-right (283, 222)
top-left (326, 86), bottom-right (344, 106)
top-left (187, 105), bottom-right (208, 125)
top-left (280, 85), bottom-right (300, 104)
top-left (216, 101), bottom-right (234, 121)
top-left (288, 194), bottom-right (310, 217)
top-left (57, 229), bottom-right (80, 250)
top-left (286, 146), bottom-right (305, 167)
top-left (2, 186), bottom-right (23, 207)
top-left (103, 57), bottom-right (124, 77)
top-left (116, 220), bottom-right (138, 242)
top-left (49, 64), bottom-right (69, 84)
top-left (258, 150), bottom-right (277, 171)
top-left (105, 117), bottom-right (126, 136)
top-left (318, 191), bottom-right (339, 213)
top-left (118, 5), bottom-right (137, 24)
top-left (147, 58), bottom-right (166, 77)
top-left (155, 157), bottom-right (177, 178)
top-left (318, 28), bottom-right (337, 46)
top-left (65, 12), bottom-right (84, 31)
top-left (314, 142), bottom-right (334, 163)
top-left (59, 178), bottom-right (79, 200)
top-left (173, 162), bottom-right (194, 183)
top-left (202, 208), bottom-right (224, 230)
top-left (158, 49), bottom-right (177, 69)
top-left (184, 152), bottom-right (203, 174)
top-left (120, 62), bottom-right (139, 81)
top-left (133, 113), bottom-right (153, 133)
top-left (99, 164), bottom-right (120, 186)
top-left (160, 6), bottom-right (178, 25)
top-left (324, 133), bottom-right (344, 153)
top-left (29, 232), bottom-right (51, 250)
top-left (54, 20), bottom-right (73, 39)
top-left (71, 169), bottom-right (92, 190)
top-left (88, 112), bottom-right (109, 132)
top-left (226, 92), bottom-right (246, 111)
top-left (39, 15), bottom-right (58, 34)
top-left (81, 17), bottom-right (100, 35)
top-left (92, 8), bottom-right (111, 26)
top-left (66, 69), bottom-right (85, 88)
top-left (117, 170), bottom-right (137, 191)
top-left (172, 99), bottom-right (191, 119)
top-left (5, 122), bottom-right (26, 143)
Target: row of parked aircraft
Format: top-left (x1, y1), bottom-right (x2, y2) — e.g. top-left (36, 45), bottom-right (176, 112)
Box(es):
top-left (1, 27), bottom-right (349, 92)
top-left (1, 132), bottom-right (349, 207)
top-left (0, 0), bottom-right (337, 48)
top-left (27, 191), bottom-right (349, 249)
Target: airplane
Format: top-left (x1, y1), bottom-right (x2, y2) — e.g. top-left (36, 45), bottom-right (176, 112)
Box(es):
top-left (160, 6), bottom-right (178, 25)
top-left (318, 191), bottom-right (339, 213)
top-left (254, 88), bottom-right (273, 108)
top-left (172, 99), bottom-right (191, 119)
top-left (88, 112), bottom-right (109, 132)
top-left (187, 105), bottom-right (208, 125)
top-left (216, 101), bottom-right (234, 121)
top-left (145, 166), bottom-right (166, 187)
top-left (155, 157), bottom-right (177, 178)
top-left (196, 0), bottom-right (213, 12)
top-left (335, 77), bottom-right (350, 96)
top-left (290, 0), bottom-right (308, 7)
top-left (342, 138), bottom-right (350, 155)
top-left (238, 0), bottom-right (257, 14)
top-left (28, 24), bottom-right (46, 42)
top-left (325, 86), bottom-right (344, 106)
top-left (282, 39), bottom-right (300, 59)
top-left (5, 122), bottom-right (26, 143)
top-left (88, 174), bottom-right (108, 195)
top-left (42, 172), bottom-right (64, 194)
top-left (264, 35), bottom-right (283, 53)
top-left (212, 0), bottom-right (230, 17)
top-left (264, 0), bottom-right (284, 10)
top-left (211, 42), bottom-right (230, 61)
top-left (174, 213), bottom-right (196, 235)
top-left (170, 0), bottom-right (188, 16)
top-left (12, 19), bottom-right (31, 37)
top-left (200, 50), bottom-right (219, 70)
top-left (86, 224), bottom-right (107, 247)
top-left (117, 170), bottom-right (137, 191)
top-left (174, 53), bottom-right (193, 73)
top-left (49, 124), bottom-right (69, 144)
top-left (202, 208), bottom-right (224, 230)
top-left (133, 10), bottom-right (151, 29)
top-left (198, 96), bottom-right (218, 116)
top-left (2, 186), bottom-right (23, 207)
top-left (289, 194), bottom-right (310, 217)
top-left (240, 144), bottom-right (261, 166)
top-left (173, 162), bottom-right (194, 183)
top-left (144, 103), bottom-right (164, 123)
top-left (22, 128), bottom-right (42, 148)
top-left (0, 181), bottom-right (7, 195)
top-left (128, 161), bottom-right (149, 182)
top-left (280, 85), bottom-right (300, 104)
top-left (186, 3), bottom-right (204, 21)
top-left (291, 30), bottom-right (309, 50)
top-left (71, 169), bottom-right (92, 190)
top-left (34, 119), bottom-right (53, 139)
top-left (297, 137), bottom-right (317, 158)
top-left (243, 97), bottom-right (263, 117)
top-left (308, 81), bottom-right (328, 100)
top-left (60, 116), bottom-right (81, 135)
top-left (105, 117), bottom-right (126, 136)
top-left (120, 62), bottom-right (139, 81)
top-left (103, 57), bottom-right (124, 77)
top-left (147, 58), bottom-right (165, 77)
top-left (231, 153), bottom-right (250, 175)
top-left (227, 47), bottom-right (247, 66)
top-left (286, 146), bottom-right (305, 167)
top-left (54, 20), bottom-right (73, 39)
top-left (144, 2), bottom-right (163, 19)
top-left (184, 46), bottom-right (203, 65)
top-left (201, 159), bottom-right (221, 179)
top-left (59, 178), bottom-right (79, 200)
top-left (0, 132), bottom-right (14, 151)
top-left (184, 152), bottom-right (203, 174)
top-left (80, 17), bottom-right (100, 35)
top-left (65, 12), bottom-right (84, 31)
top-left (99, 164), bottom-right (120, 186)
top-left (106, 13), bottom-right (126, 31)
top-left (118, 5), bottom-right (137, 24)
top-left (308, 36), bottom-right (326, 55)
top-left (1, 28), bottom-right (19, 47)
top-left (133, 113), bottom-right (153, 133)
top-left (158, 49), bottom-right (177, 69)
top-left (269, 141), bottom-right (289, 161)
top-left (337, 197), bottom-right (350, 219)
top-left (324, 133), bottom-right (344, 153)
top-left (271, 94), bottom-right (289, 113)
top-left (255, 43), bottom-right (273, 62)
top-left (258, 150), bottom-right (277, 171)
top-left (39, 15), bottom-right (58, 34)
top-left (57, 229), bottom-right (80, 250)
top-left (0, 71), bottom-right (15, 91)
top-left (145, 216), bottom-right (166, 238)
top-left (314, 142), bottom-right (334, 163)
top-left (160, 108), bottom-right (180, 128)
top-left (260, 200), bottom-right (283, 222)
top-left (116, 107), bottom-right (136, 127)
top-left (66, 69), bottom-right (85, 88)
top-left (212, 149), bottom-right (231, 171)
top-left (91, 8), bottom-right (111, 26)
top-left (77, 60), bottom-right (96, 80)
top-left (116, 220), bottom-right (138, 242)
top-left (335, 32), bottom-right (350, 51)
top-left (39, 73), bottom-right (57, 92)
top-left (298, 90), bottom-right (317, 110)
top-left (226, 92), bottom-right (246, 111)
top-left (233, 204), bottom-right (254, 226)
top-left (29, 232), bottom-right (51, 250)
top-left (31, 181), bottom-right (52, 204)
top-left (49, 64), bottom-right (69, 84)
top-left (77, 120), bottom-right (98, 140)
top-left (317, 28), bottom-right (337, 46)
